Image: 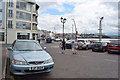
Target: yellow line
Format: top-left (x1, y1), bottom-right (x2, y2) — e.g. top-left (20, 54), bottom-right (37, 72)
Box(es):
top-left (9, 76), bottom-right (15, 80)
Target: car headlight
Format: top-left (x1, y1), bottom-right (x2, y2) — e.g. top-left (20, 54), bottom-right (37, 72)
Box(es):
top-left (12, 60), bottom-right (27, 65)
top-left (44, 58), bottom-right (53, 64)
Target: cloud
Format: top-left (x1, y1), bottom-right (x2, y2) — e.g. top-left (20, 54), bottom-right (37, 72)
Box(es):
top-left (36, 0), bottom-right (118, 35)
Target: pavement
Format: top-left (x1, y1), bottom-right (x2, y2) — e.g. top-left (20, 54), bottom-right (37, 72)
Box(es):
top-left (1, 41), bottom-right (120, 80)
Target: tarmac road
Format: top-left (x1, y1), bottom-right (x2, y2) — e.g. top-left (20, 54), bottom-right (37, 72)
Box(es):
top-left (3, 42), bottom-right (119, 80)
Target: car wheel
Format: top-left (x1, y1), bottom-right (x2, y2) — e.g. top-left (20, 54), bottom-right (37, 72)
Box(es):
top-left (102, 49), bottom-right (106, 52)
top-left (86, 46), bottom-right (89, 50)
top-left (108, 50), bottom-right (112, 54)
top-left (92, 49), bottom-right (95, 52)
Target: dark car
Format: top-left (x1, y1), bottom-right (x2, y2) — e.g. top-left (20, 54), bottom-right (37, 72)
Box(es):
top-left (107, 41), bottom-right (120, 54)
top-left (46, 38), bottom-right (52, 43)
top-left (92, 42), bottom-right (108, 52)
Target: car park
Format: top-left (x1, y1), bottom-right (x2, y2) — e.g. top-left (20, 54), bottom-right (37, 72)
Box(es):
top-left (107, 41), bottom-right (120, 54)
top-left (7, 40), bottom-right (54, 75)
top-left (91, 42), bottom-right (108, 52)
top-left (77, 39), bottom-right (91, 50)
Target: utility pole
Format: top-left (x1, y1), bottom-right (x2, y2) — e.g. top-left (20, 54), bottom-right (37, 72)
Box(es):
top-left (72, 24), bottom-right (74, 39)
top-left (5, 0), bottom-right (8, 44)
top-left (99, 17), bottom-right (104, 42)
top-left (72, 19), bottom-right (77, 41)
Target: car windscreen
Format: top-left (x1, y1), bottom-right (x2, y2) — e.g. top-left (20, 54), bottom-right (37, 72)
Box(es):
top-left (109, 43), bottom-right (120, 46)
top-left (13, 41), bottom-right (43, 51)
top-left (77, 40), bottom-right (84, 43)
top-left (94, 43), bottom-right (102, 45)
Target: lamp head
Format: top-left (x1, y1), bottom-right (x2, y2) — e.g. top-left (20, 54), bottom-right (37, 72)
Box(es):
top-left (60, 17), bottom-right (63, 20)
top-left (100, 17), bottom-right (104, 20)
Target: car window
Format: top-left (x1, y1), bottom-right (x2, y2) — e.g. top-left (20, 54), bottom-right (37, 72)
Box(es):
top-left (109, 43), bottom-right (120, 46)
top-left (13, 41), bottom-right (43, 51)
top-left (94, 42), bottom-right (102, 45)
top-left (102, 43), bottom-right (107, 46)
top-left (78, 40), bottom-right (84, 43)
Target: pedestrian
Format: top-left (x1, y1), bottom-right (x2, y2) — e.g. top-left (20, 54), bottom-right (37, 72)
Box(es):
top-left (61, 39), bottom-right (66, 54)
top-left (71, 41), bottom-right (77, 54)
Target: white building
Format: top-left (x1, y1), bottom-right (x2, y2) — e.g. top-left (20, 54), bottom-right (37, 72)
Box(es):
top-left (0, 0), bottom-right (39, 44)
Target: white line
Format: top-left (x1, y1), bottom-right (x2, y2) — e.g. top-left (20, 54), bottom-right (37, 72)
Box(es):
top-left (104, 59), bottom-right (117, 62)
top-left (81, 55), bottom-right (87, 57)
top-left (2, 48), bottom-right (7, 79)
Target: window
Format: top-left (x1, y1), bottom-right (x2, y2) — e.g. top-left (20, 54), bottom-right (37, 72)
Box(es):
top-left (33, 15), bottom-right (37, 22)
top-left (0, 9), bottom-right (2, 12)
top-left (8, 0), bottom-right (13, 7)
top-left (16, 11), bottom-right (31, 20)
top-left (0, 20), bottom-right (2, 23)
top-left (32, 24), bottom-right (37, 30)
top-left (8, 10), bottom-right (13, 18)
top-left (16, 1), bottom-right (32, 12)
top-left (0, 20), bottom-right (3, 29)
top-left (8, 20), bottom-right (13, 28)
top-left (0, 32), bottom-right (4, 41)
top-left (32, 33), bottom-right (35, 40)
top-left (17, 33), bottom-right (30, 40)
top-left (16, 21), bottom-right (31, 30)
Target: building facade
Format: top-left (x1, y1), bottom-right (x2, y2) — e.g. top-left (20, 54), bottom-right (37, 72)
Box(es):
top-left (0, 0), bottom-right (39, 44)
top-left (38, 30), bottom-right (55, 40)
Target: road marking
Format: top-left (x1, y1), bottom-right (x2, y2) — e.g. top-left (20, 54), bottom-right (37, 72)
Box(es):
top-left (81, 55), bottom-right (87, 57)
top-left (2, 49), bottom-right (7, 79)
top-left (51, 46), bottom-right (59, 48)
top-left (104, 59), bottom-right (117, 62)
top-left (90, 53), bottom-right (106, 55)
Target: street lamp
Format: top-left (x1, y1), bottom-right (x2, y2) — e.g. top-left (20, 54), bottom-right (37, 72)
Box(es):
top-left (99, 17), bottom-right (104, 42)
top-left (60, 17), bottom-right (66, 41)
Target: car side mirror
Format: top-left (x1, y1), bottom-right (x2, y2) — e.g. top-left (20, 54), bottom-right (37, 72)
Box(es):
top-left (7, 47), bottom-right (13, 51)
top-left (43, 47), bottom-right (47, 50)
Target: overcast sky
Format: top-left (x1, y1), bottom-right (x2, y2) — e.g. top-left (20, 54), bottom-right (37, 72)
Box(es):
top-left (35, 0), bottom-right (119, 36)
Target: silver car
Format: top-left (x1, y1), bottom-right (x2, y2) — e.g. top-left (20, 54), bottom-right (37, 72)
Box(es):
top-left (7, 40), bottom-right (54, 75)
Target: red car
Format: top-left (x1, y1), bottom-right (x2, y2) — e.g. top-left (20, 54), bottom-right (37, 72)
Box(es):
top-left (107, 41), bottom-right (120, 54)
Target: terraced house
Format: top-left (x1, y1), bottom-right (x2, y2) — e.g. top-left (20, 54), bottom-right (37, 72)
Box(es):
top-left (0, 0), bottom-right (39, 44)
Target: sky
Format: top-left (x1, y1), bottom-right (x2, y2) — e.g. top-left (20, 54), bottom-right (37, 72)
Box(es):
top-left (35, 0), bottom-right (119, 36)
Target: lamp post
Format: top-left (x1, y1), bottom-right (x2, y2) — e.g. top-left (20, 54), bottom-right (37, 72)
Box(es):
top-left (60, 17), bottom-right (66, 41)
top-left (99, 17), bottom-right (104, 42)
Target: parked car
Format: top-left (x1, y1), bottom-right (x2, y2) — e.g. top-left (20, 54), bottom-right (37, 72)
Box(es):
top-left (54, 38), bottom-right (61, 42)
top-left (7, 40), bottom-right (54, 75)
top-left (46, 37), bottom-right (52, 43)
top-left (107, 41), bottom-right (120, 54)
top-left (65, 40), bottom-right (75, 49)
top-left (77, 39), bottom-right (91, 50)
top-left (91, 42), bottom-right (108, 52)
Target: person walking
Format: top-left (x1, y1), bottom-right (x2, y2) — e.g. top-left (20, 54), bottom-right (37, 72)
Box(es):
top-left (71, 41), bottom-right (77, 54)
top-left (61, 39), bottom-right (66, 54)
